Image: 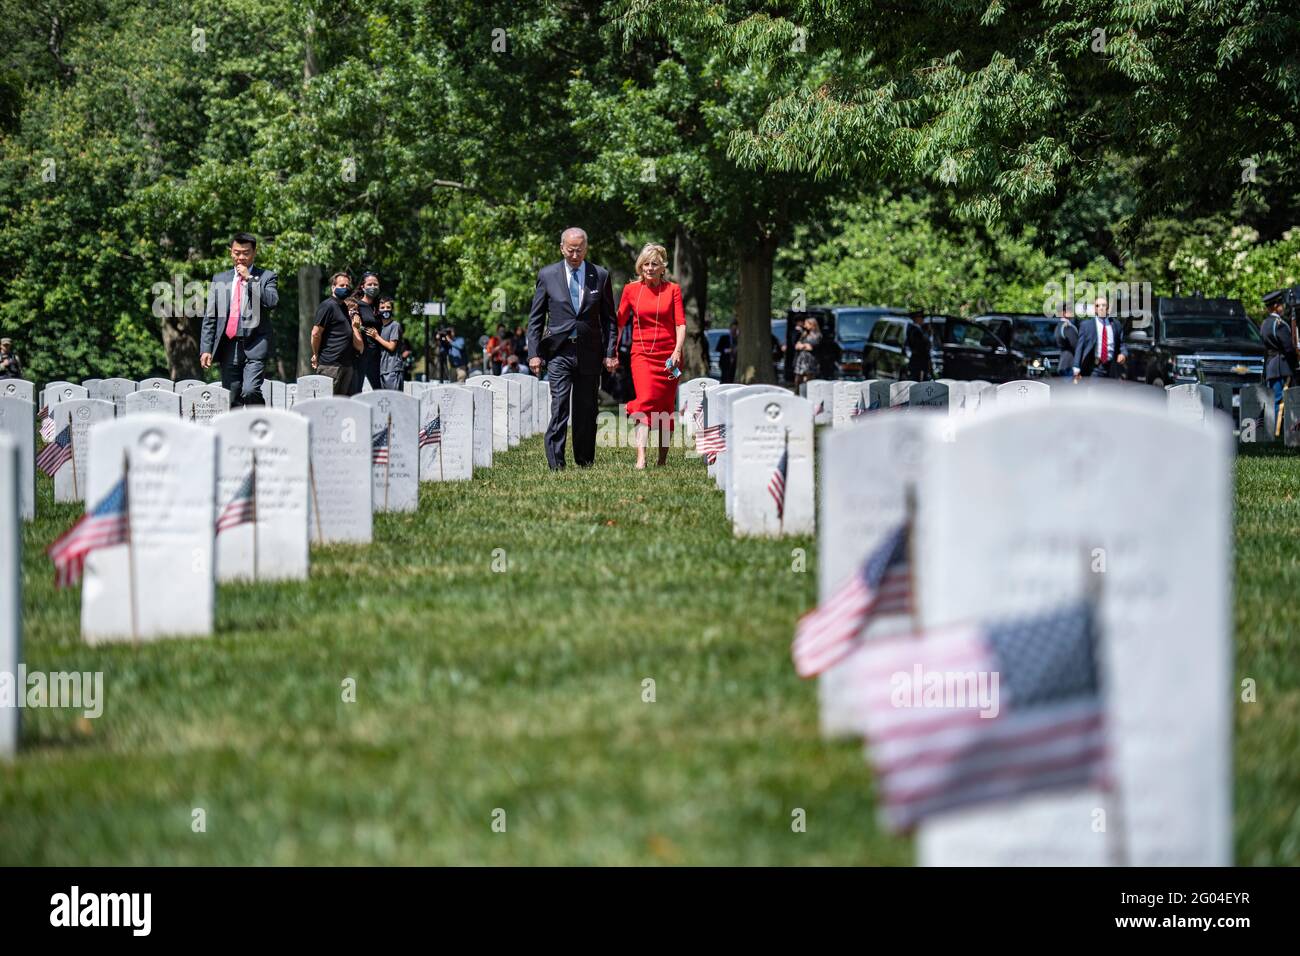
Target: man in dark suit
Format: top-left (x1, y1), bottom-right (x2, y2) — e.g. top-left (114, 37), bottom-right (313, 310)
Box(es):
top-left (1072, 295), bottom-right (1127, 382)
top-left (200, 232), bottom-right (278, 406)
top-left (1055, 305), bottom-right (1079, 377)
top-left (527, 227), bottom-right (617, 470)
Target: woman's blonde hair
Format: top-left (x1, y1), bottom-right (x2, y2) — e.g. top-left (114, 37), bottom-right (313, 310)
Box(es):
top-left (634, 243), bottom-right (670, 281)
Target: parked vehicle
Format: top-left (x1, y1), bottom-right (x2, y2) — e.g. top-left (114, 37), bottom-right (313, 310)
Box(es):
top-left (703, 325), bottom-right (783, 381)
top-left (864, 314), bottom-right (1023, 383)
top-left (1123, 296), bottom-right (1264, 400)
top-left (974, 313), bottom-right (1061, 377)
top-left (784, 305), bottom-right (907, 379)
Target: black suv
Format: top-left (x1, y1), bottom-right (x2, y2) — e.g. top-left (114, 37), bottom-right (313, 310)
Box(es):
top-left (785, 305), bottom-right (907, 379)
top-left (1123, 296), bottom-right (1265, 398)
top-left (975, 313), bottom-right (1062, 377)
top-left (862, 314), bottom-right (1025, 383)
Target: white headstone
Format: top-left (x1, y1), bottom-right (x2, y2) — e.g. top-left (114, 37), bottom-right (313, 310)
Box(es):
top-left (213, 409), bottom-right (310, 581)
top-left (908, 381), bottom-right (949, 410)
top-left (125, 389), bottom-right (181, 418)
top-left (678, 378), bottom-right (718, 435)
top-left (294, 398), bottom-right (373, 544)
top-left (889, 380), bottom-right (917, 408)
top-left (473, 376), bottom-right (509, 452)
top-left (462, 384), bottom-right (494, 469)
top-left (81, 378), bottom-right (103, 392)
top-left (51, 399), bottom-right (114, 503)
top-left (503, 377), bottom-right (522, 447)
top-left (137, 377), bottom-right (174, 392)
top-left (174, 378), bottom-right (204, 394)
top-left (1, 379), bottom-right (34, 404)
top-left (806, 380), bottom-right (835, 425)
top-left (913, 391), bottom-right (1232, 865)
top-left (701, 384), bottom-right (745, 475)
top-left (355, 391), bottom-right (420, 511)
top-left (1239, 384), bottom-right (1276, 444)
top-left (421, 387), bottom-right (474, 482)
top-left (995, 379), bottom-right (1051, 412)
top-left (0, 398), bottom-right (34, 520)
top-left (285, 383), bottom-right (298, 409)
top-left (1167, 383), bottom-right (1214, 426)
top-left (91, 378), bottom-right (136, 416)
top-left (296, 374), bottom-right (334, 401)
top-left (43, 382), bottom-right (87, 410)
top-left (83, 418), bottom-right (217, 642)
top-left (832, 380), bottom-right (872, 428)
top-left (723, 385), bottom-right (788, 512)
top-left (0, 436), bottom-right (18, 759)
top-left (180, 384), bottom-right (231, 424)
top-left (501, 374), bottom-right (530, 442)
top-left (816, 412), bottom-right (939, 738)
top-left (729, 392), bottom-right (814, 537)
top-left (267, 380), bottom-right (287, 409)
top-left (538, 379), bottom-right (552, 437)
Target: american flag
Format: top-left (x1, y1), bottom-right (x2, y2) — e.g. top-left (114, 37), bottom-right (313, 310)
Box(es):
top-left (39, 407), bottom-right (56, 442)
top-left (692, 400), bottom-right (705, 428)
top-left (814, 400), bottom-right (825, 417)
top-left (851, 391), bottom-right (868, 417)
top-left (768, 447), bottom-right (788, 519)
top-left (47, 476), bottom-right (129, 588)
top-left (419, 415), bottom-right (442, 448)
top-left (858, 600), bottom-right (1107, 832)
top-left (36, 423), bottom-right (73, 477)
top-left (215, 468), bottom-right (255, 534)
top-left (371, 424), bottom-right (391, 465)
top-left (791, 519), bottom-right (912, 678)
top-left (694, 423), bottom-right (726, 464)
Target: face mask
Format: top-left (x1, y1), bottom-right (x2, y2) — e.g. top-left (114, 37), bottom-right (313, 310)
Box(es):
top-left (379, 310), bottom-right (392, 319)
top-left (334, 286), bottom-right (350, 299)
top-left (363, 286), bottom-right (378, 297)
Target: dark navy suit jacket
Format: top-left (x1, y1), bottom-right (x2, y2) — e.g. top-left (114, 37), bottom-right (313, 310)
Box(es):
top-left (526, 260), bottom-right (617, 375)
top-left (1073, 316), bottom-right (1127, 377)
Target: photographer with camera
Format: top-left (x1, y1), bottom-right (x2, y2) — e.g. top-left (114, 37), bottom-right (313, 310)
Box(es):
top-left (435, 324), bottom-right (467, 382)
top-left (1262, 288), bottom-right (1298, 430)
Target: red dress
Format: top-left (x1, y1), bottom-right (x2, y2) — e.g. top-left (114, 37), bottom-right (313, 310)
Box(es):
top-left (617, 279), bottom-right (685, 423)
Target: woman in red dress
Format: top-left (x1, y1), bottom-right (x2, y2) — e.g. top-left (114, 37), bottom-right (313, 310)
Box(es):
top-left (617, 243), bottom-right (686, 468)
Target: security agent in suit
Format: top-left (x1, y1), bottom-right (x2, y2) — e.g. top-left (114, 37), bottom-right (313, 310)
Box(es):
top-left (1072, 295), bottom-right (1127, 382)
top-left (1054, 308), bottom-right (1079, 376)
top-left (527, 227), bottom-right (618, 470)
top-left (1261, 289), bottom-right (1298, 422)
top-left (200, 232), bottom-right (278, 406)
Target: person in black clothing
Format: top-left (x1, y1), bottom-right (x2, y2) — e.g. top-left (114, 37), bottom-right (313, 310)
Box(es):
top-left (719, 321), bottom-right (738, 383)
top-left (904, 310), bottom-right (933, 381)
top-left (0, 338), bottom-right (21, 379)
top-left (1055, 306), bottom-right (1079, 377)
top-left (311, 272), bottom-right (364, 394)
top-left (347, 271), bottom-right (382, 394)
top-left (1261, 289), bottom-right (1298, 427)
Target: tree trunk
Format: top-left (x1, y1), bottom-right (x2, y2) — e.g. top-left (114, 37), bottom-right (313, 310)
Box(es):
top-left (162, 311), bottom-right (201, 380)
top-left (297, 265), bottom-right (320, 376)
top-left (296, 16), bottom-right (321, 377)
top-left (735, 233), bottom-right (778, 384)
top-left (674, 222), bottom-right (710, 379)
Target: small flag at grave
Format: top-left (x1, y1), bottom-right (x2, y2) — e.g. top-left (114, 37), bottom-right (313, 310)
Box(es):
top-left (419, 415), bottom-right (442, 448)
top-left (814, 400), bottom-right (825, 417)
top-left (47, 475), bottom-right (129, 588)
top-left (36, 423), bottom-right (73, 477)
top-left (857, 600), bottom-right (1108, 832)
top-left (371, 423), bottom-right (391, 465)
top-left (216, 467), bottom-right (256, 534)
top-left (694, 423), bottom-right (726, 463)
top-left (791, 518), bottom-right (912, 678)
top-left (39, 408), bottom-right (56, 442)
top-left (851, 391), bottom-right (868, 417)
top-left (692, 401), bottom-right (705, 428)
top-left (768, 445), bottom-right (788, 520)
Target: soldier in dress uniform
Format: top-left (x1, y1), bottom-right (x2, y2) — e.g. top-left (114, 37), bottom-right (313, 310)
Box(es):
top-left (1260, 289), bottom-right (1298, 434)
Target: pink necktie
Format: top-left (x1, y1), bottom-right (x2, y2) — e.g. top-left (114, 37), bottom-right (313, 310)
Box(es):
top-left (1099, 321), bottom-right (1109, 364)
top-left (225, 276), bottom-right (243, 339)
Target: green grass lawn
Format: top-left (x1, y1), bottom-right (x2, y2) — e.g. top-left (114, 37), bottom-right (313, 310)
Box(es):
top-left (2, 426), bottom-right (1297, 865)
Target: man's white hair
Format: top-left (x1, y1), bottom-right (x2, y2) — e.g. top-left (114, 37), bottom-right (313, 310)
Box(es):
top-left (560, 227), bottom-right (588, 245)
